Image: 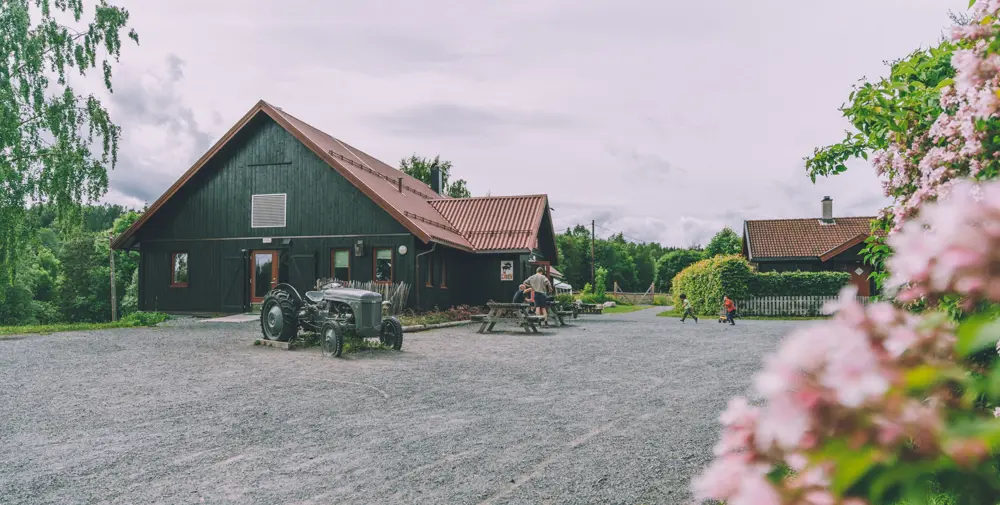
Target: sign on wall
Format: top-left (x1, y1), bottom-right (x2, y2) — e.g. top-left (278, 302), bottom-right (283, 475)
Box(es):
top-left (501, 260), bottom-right (514, 281)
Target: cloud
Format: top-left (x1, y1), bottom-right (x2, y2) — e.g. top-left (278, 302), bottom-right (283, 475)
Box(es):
top-left (606, 147), bottom-right (677, 178)
top-left (368, 102), bottom-right (578, 138)
top-left (105, 54), bottom-right (219, 205)
top-left (96, 0), bottom-right (957, 243)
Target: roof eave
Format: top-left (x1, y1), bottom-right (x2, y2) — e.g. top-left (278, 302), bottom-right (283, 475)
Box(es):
top-left (819, 233), bottom-right (869, 262)
top-left (743, 221), bottom-right (753, 262)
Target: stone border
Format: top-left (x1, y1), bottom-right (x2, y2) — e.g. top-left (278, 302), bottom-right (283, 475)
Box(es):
top-left (402, 320), bottom-right (472, 333)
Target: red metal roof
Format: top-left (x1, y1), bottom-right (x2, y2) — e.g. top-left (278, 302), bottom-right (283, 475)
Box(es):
top-left (112, 100), bottom-right (553, 255)
top-left (429, 195), bottom-right (548, 252)
top-left (744, 217), bottom-right (876, 260)
top-left (267, 105), bottom-right (475, 251)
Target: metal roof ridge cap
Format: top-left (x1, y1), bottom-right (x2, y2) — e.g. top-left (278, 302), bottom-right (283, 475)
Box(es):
top-left (264, 106), bottom-right (436, 243)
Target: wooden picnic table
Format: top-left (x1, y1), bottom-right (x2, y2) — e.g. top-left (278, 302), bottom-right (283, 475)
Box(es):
top-left (476, 302), bottom-right (543, 334)
top-left (551, 302), bottom-right (578, 327)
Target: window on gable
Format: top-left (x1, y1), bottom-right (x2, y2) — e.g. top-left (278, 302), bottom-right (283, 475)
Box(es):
top-left (251, 193), bottom-right (286, 228)
top-left (332, 249), bottom-right (350, 281)
top-left (374, 248), bottom-right (393, 283)
top-left (171, 252), bottom-right (189, 287)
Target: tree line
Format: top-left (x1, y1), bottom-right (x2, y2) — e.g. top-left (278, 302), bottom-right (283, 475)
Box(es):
top-left (0, 203), bottom-right (143, 326)
top-left (555, 225), bottom-right (742, 293)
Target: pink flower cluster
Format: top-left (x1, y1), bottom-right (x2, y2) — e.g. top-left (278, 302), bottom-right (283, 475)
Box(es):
top-left (692, 288), bottom-right (956, 504)
top-left (870, 2), bottom-right (1000, 232)
top-left (886, 178), bottom-right (1000, 304)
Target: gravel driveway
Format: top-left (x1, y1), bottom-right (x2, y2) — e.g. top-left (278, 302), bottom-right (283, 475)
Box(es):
top-left (0, 309), bottom-right (806, 504)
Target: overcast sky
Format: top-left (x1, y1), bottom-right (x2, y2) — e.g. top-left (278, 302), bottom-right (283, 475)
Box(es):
top-left (92, 0), bottom-right (965, 247)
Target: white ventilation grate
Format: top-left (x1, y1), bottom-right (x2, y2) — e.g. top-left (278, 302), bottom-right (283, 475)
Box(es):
top-left (251, 194), bottom-right (287, 228)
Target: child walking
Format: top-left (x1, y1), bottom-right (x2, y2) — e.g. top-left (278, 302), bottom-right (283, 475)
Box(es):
top-left (679, 294), bottom-right (698, 323)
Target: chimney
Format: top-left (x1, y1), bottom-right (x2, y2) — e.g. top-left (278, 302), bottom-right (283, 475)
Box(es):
top-left (397, 177), bottom-right (403, 193)
top-left (822, 196), bottom-right (833, 222)
top-left (430, 167), bottom-right (442, 195)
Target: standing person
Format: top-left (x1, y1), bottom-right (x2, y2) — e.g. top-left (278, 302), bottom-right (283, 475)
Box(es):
top-left (524, 267), bottom-right (553, 324)
top-left (679, 294), bottom-right (698, 323)
top-left (724, 295), bottom-right (737, 326)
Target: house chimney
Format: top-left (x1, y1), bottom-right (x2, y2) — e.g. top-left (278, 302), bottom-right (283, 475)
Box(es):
top-left (430, 167), bottom-right (442, 195)
top-left (822, 196), bottom-right (833, 222)
top-left (397, 176), bottom-right (404, 193)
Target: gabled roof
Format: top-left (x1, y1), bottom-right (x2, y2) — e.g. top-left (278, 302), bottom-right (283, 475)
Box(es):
top-left (743, 216), bottom-right (875, 261)
top-left (428, 195), bottom-right (549, 252)
top-left (112, 100), bottom-right (555, 254)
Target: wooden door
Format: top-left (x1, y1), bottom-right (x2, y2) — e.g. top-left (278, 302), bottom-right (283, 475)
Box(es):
top-left (250, 250), bottom-right (279, 303)
top-left (847, 263), bottom-right (872, 297)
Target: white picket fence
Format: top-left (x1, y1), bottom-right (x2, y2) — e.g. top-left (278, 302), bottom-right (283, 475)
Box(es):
top-left (738, 295), bottom-right (872, 317)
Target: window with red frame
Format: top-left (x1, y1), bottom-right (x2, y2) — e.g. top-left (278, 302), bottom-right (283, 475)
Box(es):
top-left (171, 252), bottom-right (189, 287)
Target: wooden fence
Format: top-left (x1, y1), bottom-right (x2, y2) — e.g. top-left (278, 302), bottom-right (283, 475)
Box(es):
top-left (611, 282), bottom-right (662, 305)
top-left (738, 295), bottom-right (872, 317)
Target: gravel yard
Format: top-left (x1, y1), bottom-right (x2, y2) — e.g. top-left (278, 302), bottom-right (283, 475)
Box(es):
top-left (0, 309), bottom-right (805, 505)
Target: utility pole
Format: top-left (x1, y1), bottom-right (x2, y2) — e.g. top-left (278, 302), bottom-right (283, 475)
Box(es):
top-left (109, 235), bottom-right (117, 322)
top-left (590, 219), bottom-right (597, 289)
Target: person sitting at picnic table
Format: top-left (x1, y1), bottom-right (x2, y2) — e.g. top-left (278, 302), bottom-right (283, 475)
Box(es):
top-left (524, 267), bottom-right (553, 325)
top-left (512, 283), bottom-right (530, 303)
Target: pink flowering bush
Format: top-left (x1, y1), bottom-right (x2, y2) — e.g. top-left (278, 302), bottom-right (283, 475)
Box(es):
top-left (696, 2), bottom-right (1000, 503)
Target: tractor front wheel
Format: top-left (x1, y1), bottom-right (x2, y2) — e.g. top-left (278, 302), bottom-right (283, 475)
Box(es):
top-left (260, 292), bottom-right (298, 342)
top-left (380, 317), bottom-right (404, 350)
top-left (321, 321), bottom-right (345, 357)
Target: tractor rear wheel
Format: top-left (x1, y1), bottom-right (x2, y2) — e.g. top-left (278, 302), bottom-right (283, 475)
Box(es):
top-left (321, 321), bottom-right (345, 357)
top-left (380, 316), bottom-right (404, 350)
top-left (260, 291), bottom-right (297, 342)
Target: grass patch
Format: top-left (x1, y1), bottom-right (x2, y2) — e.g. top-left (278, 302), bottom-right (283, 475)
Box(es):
top-left (603, 305), bottom-right (652, 314)
top-left (654, 308), bottom-right (827, 321)
top-left (0, 312), bottom-right (170, 337)
top-left (285, 330), bottom-right (391, 355)
top-left (399, 313), bottom-right (453, 327)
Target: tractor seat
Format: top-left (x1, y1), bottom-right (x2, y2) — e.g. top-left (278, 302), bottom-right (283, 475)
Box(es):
top-left (304, 291), bottom-right (326, 303)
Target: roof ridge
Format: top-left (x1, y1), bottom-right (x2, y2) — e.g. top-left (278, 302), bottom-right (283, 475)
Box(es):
top-left (746, 216), bottom-right (876, 223)
top-left (269, 105), bottom-right (441, 198)
top-left (428, 194), bottom-right (547, 202)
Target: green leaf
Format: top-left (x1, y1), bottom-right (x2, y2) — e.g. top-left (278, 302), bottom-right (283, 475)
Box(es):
top-left (904, 364), bottom-right (940, 391)
top-left (832, 446), bottom-right (879, 494)
top-left (956, 314), bottom-right (1000, 357)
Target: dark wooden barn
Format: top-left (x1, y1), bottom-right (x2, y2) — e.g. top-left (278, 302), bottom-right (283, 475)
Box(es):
top-left (111, 100), bottom-right (558, 315)
top-left (741, 197), bottom-right (877, 296)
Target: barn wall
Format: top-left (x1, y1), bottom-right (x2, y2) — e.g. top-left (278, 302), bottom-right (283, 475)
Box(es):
top-left (139, 235), bottom-right (417, 313)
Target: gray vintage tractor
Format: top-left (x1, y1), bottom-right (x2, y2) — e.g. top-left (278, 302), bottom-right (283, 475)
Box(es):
top-left (259, 279), bottom-right (403, 357)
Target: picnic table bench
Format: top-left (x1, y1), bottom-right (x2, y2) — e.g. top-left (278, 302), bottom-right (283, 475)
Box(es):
top-left (551, 302), bottom-right (578, 327)
top-left (476, 302), bottom-right (544, 334)
top-left (577, 303), bottom-right (603, 315)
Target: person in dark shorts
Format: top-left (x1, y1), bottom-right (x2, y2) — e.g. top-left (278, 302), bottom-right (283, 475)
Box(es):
top-left (724, 295), bottom-right (737, 326)
top-left (533, 290), bottom-right (551, 326)
top-left (680, 294), bottom-right (698, 323)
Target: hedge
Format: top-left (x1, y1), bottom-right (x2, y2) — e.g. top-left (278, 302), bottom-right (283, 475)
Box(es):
top-left (671, 255), bottom-right (752, 315)
top-left (671, 257), bottom-right (855, 314)
top-left (748, 271), bottom-right (852, 297)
